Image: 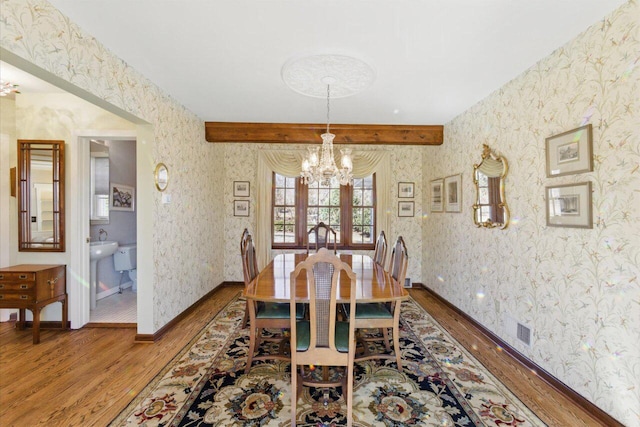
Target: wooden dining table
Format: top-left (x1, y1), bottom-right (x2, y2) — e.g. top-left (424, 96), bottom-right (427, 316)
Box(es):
top-left (244, 252), bottom-right (409, 304)
top-left (243, 252), bottom-right (410, 373)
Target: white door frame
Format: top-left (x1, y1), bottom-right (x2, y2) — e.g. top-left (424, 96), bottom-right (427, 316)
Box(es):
top-left (70, 130), bottom-right (137, 328)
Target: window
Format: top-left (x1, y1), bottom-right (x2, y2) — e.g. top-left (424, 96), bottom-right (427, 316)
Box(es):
top-left (272, 173), bottom-right (376, 249)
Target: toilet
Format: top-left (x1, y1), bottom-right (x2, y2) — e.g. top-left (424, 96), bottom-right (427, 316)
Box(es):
top-left (113, 244), bottom-right (137, 292)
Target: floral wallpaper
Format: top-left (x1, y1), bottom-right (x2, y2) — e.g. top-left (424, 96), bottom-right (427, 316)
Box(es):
top-left (1, 0), bottom-right (224, 332)
top-left (222, 143), bottom-right (425, 285)
top-left (422, 1), bottom-right (639, 424)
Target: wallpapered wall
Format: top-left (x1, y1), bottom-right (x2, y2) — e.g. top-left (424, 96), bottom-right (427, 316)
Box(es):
top-left (222, 143), bottom-right (427, 285)
top-left (423, 2), bottom-right (639, 424)
top-left (1, 0), bottom-right (224, 331)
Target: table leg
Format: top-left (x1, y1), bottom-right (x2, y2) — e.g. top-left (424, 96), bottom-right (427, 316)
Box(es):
top-left (17, 309), bottom-right (26, 330)
top-left (61, 295), bottom-right (68, 329)
top-left (32, 307), bottom-right (41, 344)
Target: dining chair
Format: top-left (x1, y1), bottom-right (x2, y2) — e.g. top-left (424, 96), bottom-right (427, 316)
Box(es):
top-left (353, 236), bottom-right (408, 371)
top-left (307, 222), bottom-right (337, 254)
top-left (244, 234), bottom-right (304, 374)
top-left (373, 230), bottom-right (387, 267)
top-left (240, 228), bottom-right (251, 328)
top-left (289, 247), bottom-right (357, 426)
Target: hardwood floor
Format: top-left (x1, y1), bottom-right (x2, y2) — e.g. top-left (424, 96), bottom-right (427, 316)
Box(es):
top-left (0, 284), bottom-right (610, 426)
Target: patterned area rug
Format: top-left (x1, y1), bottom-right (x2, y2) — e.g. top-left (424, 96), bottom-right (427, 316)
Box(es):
top-left (110, 295), bottom-right (546, 426)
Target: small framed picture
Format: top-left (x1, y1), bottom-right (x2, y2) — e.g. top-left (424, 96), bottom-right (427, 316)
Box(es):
top-left (233, 181), bottom-right (250, 197)
top-left (398, 201), bottom-right (415, 217)
top-left (430, 179), bottom-right (443, 212)
top-left (546, 181), bottom-right (592, 229)
top-left (398, 182), bottom-right (415, 198)
top-left (545, 124), bottom-right (593, 177)
top-left (444, 174), bottom-right (462, 213)
top-left (110, 183), bottom-right (135, 212)
top-left (234, 200), bottom-right (250, 217)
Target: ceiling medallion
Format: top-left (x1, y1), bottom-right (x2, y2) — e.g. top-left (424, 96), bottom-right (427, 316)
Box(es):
top-left (281, 54), bottom-right (375, 99)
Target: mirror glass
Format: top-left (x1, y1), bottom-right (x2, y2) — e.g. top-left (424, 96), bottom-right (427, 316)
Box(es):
top-left (473, 144), bottom-right (509, 229)
top-left (18, 139), bottom-right (65, 251)
top-left (90, 141), bottom-right (110, 224)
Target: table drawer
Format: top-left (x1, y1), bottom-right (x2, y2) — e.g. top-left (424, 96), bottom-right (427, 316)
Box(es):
top-left (0, 272), bottom-right (36, 281)
top-left (0, 293), bottom-right (34, 302)
top-left (0, 282), bottom-right (35, 291)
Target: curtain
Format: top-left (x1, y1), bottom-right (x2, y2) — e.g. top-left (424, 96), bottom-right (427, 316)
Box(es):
top-left (255, 149), bottom-right (391, 270)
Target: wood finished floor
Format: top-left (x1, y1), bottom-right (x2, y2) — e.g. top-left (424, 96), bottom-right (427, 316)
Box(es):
top-left (0, 285), bottom-right (608, 426)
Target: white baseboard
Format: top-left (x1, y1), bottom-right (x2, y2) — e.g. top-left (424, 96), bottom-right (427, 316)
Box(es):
top-left (97, 281), bottom-right (133, 300)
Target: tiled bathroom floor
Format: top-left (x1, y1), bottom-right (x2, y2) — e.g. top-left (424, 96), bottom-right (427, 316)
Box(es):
top-left (90, 288), bottom-right (137, 323)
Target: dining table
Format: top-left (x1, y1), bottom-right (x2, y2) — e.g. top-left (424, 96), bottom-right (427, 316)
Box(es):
top-left (243, 252), bottom-right (410, 372)
top-left (244, 252), bottom-right (409, 304)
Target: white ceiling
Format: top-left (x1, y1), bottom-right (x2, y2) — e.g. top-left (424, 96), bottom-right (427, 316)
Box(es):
top-left (13, 1), bottom-right (630, 124)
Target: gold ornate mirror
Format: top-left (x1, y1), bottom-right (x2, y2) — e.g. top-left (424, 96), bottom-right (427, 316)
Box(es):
top-left (18, 139), bottom-right (65, 251)
top-left (154, 163), bottom-right (169, 191)
top-left (472, 144), bottom-right (509, 229)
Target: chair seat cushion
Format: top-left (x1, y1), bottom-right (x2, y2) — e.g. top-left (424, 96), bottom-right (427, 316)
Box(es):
top-left (256, 302), bottom-right (305, 319)
top-left (294, 321), bottom-right (351, 353)
top-left (353, 303), bottom-right (393, 319)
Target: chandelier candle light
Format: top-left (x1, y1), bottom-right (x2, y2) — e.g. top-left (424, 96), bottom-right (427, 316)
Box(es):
top-left (300, 80), bottom-right (353, 186)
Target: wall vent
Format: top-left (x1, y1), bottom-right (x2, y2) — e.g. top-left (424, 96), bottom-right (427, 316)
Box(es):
top-left (516, 323), bottom-right (531, 346)
top-left (503, 313), bottom-right (533, 348)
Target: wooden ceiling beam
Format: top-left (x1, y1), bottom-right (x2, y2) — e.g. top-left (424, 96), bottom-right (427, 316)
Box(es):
top-left (205, 122), bottom-right (443, 145)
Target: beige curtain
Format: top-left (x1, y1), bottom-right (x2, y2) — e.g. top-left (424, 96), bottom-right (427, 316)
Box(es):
top-left (256, 149), bottom-right (391, 270)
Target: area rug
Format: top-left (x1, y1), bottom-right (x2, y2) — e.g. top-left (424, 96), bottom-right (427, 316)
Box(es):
top-left (110, 295), bottom-right (546, 426)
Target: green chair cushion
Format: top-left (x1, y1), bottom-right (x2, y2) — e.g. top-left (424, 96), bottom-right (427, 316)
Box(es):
top-left (295, 321), bottom-right (310, 351)
top-left (352, 303), bottom-right (393, 319)
top-left (294, 321), bottom-right (351, 353)
top-left (256, 302), bottom-right (305, 319)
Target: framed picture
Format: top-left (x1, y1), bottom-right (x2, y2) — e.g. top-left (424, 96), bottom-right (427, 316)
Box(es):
top-left (430, 179), bottom-right (443, 212)
top-left (398, 182), bottom-right (414, 198)
top-left (545, 124), bottom-right (593, 177)
top-left (110, 183), bottom-right (135, 212)
top-left (546, 181), bottom-right (592, 229)
top-left (398, 201), bottom-right (415, 217)
top-left (233, 181), bottom-right (250, 197)
top-left (234, 200), bottom-right (250, 217)
top-left (444, 174), bottom-right (462, 213)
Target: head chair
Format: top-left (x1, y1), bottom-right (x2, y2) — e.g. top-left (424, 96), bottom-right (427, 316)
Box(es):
top-left (307, 222), bottom-right (337, 254)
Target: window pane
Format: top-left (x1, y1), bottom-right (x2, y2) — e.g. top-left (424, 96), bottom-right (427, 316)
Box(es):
top-left (285, 176), bottom-right (296, 187)
top-left (275, 174), bottom-right (285, 187)
top-left (478, 174), bottom-right (488, 186)
top-left (319, 189), bottom-right (330, 205)
top-left (352, 226), bottom-right (362, 243)
top-left (330, 188), bottom-right (340, 206)
top-left (275, 189), bottom-right (285, 205)
top-left (308, 188), bottom-right (318, 205)
top-left (363, 175), bottom-right (373, 187)
top-left (352, 207), bottom-right (362, 225)
top-left (363, 207), bottom-right (374, 226)
top-left (307, 208), bottom-right (319, 226)
top-left (330, 208), bottom-right (340, 226)
top-left (363, 189), bottom-right (373, 205)
top-left (285, 188), bottom-right (295, 205)
top-left (353, 189), bottom-right (363, 206)
top-left (363, 226), bottom-right (374, 243)
top-left (318, 207), bottom-right (330, 223)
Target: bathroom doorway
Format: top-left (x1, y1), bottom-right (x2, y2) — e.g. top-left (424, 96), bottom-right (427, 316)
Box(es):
top-left (81, 134), bottom-right (138, 326)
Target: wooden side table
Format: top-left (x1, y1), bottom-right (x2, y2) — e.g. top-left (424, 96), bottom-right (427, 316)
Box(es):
top-left (0, 264), bottom-right (67, 344)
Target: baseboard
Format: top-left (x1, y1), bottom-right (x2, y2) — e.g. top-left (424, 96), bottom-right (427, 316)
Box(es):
top-left (97, 281), bottom-right (133, 300)
top-left (134, 281), bottom-right (240, 343)
top-left (420, 284), bottom-right (624, 427)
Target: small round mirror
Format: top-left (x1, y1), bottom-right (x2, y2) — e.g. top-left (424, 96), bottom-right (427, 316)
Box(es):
top-left (154, 163), bottom-right (169, 192)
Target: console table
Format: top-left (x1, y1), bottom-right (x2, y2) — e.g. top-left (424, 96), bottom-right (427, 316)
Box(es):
top-left (0, 264), bottom-right (67, 344)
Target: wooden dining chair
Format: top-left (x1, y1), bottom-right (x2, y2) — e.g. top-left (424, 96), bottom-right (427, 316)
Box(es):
top-left (307, 222), bottom-right (337, 254)
top-left (240, 228), bottom-right (251, 328)
top-left (373, 230), bottom-right (387, 267)
top-left (290, 248), bottom-right (357, 426)
top-left (244, 234), bottom-right (305, 373)
top-left (353, 236), bottom-right (408, 371)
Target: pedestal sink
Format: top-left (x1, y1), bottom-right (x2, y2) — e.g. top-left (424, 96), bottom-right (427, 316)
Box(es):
top-left (90, 241), bottom-right (118, 310)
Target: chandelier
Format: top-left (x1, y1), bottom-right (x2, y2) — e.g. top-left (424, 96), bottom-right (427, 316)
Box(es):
top-left (300, 82), bottom-right (353, 186)
top-left (0, 80), bottom-right (20, 97)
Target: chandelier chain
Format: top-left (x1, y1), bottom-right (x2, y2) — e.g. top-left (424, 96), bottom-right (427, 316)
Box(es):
top-left (326, 84), bottom-right (331, 134)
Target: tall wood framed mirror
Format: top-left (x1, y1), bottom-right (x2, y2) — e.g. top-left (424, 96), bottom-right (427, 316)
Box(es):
top-left (18, 140), bottom-right (65, 251)
top-left (472, 144), bottom-right (509, 229)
